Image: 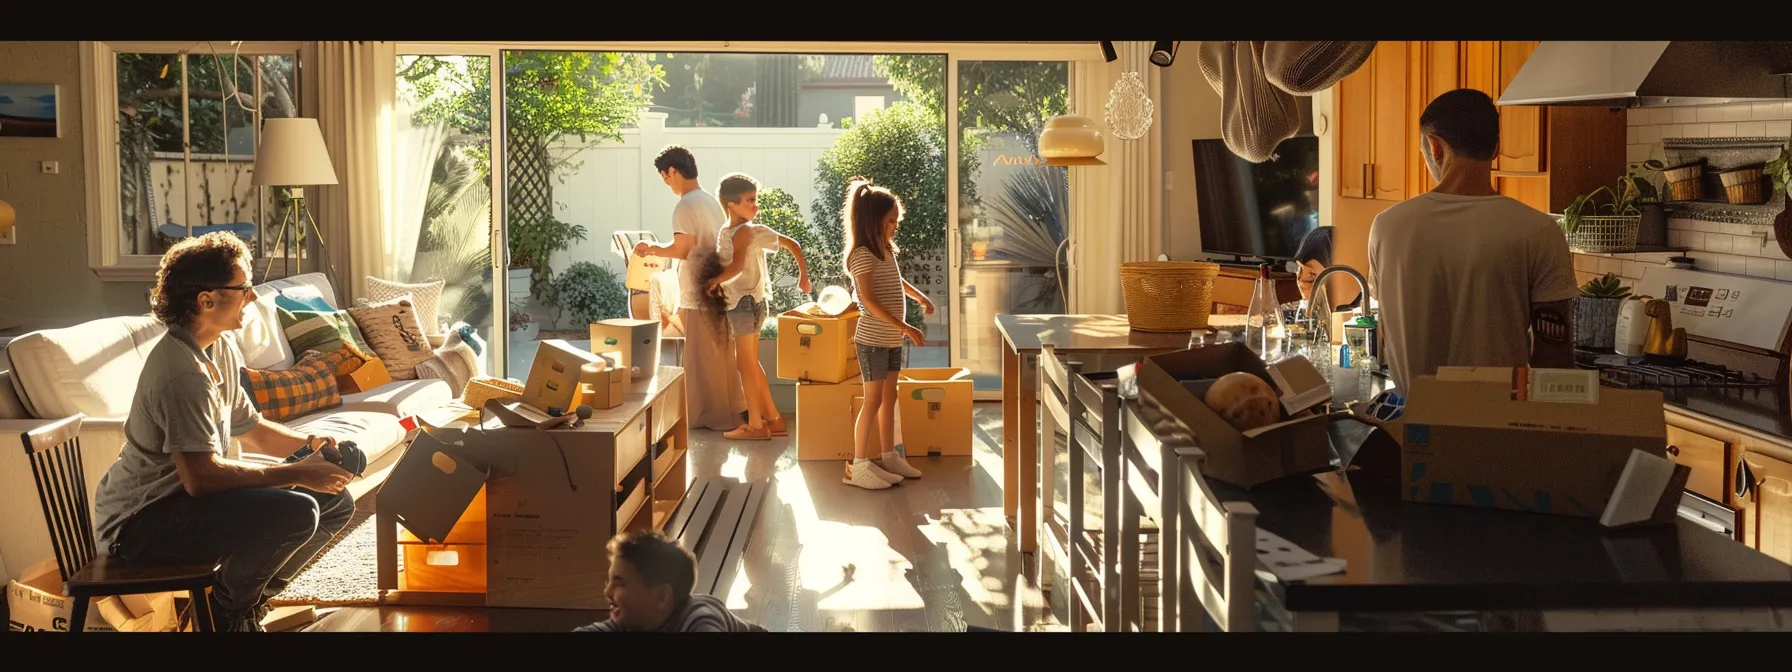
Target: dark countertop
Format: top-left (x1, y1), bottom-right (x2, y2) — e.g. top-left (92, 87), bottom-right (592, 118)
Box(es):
top-left (1656, 383), bottom-right (1792, 442)
top-left (1208, 421), bottom-right (1792, 613)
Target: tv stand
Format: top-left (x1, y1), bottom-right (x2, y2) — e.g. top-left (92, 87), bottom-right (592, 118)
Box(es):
top-left (1206, 254), bottom-right (1283, 270)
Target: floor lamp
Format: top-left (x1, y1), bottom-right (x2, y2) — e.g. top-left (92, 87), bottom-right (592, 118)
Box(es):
top-left (253, 118), bottom-right (340, 282)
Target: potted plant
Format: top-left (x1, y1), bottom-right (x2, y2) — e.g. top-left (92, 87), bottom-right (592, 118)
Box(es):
top-left (508, 213), bottom-right (589, 301)
top-left (1574, 272), bottom-right (1632, 350)
top-left (1630, 159), bottom-right (1669, 247)
top-left (509, 307), bottom-right (538, 342)
top-left (1561, 170), bottom-right (1656, 253)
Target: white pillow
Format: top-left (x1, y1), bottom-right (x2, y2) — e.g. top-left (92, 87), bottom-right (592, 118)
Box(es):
top-left (367, 277), bottom-right (445, 334)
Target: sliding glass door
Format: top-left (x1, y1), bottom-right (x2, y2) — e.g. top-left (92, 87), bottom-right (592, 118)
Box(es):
top-left (394, 47), bottom-right (504, 375)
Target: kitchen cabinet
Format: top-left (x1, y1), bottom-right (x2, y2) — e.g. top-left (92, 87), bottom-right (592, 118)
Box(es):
top-left (1665, 424), bottom-right (1730, 503)
top-left (1738, 449), bottom-right (1792, 565)
top-left (1664, 405), bottom-right (1792, 565)
top-left (1336, 41), bottom-right (1408, 202)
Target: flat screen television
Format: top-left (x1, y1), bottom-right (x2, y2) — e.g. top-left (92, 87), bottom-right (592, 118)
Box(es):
top-left (1192, 136), bottom-right (1321, 261)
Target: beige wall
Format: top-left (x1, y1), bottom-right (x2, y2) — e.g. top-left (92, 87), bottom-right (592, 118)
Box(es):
top-left (1160, 53), bottom-right (1221, 261)
top-left (0, 41), bottom-right (150, 331)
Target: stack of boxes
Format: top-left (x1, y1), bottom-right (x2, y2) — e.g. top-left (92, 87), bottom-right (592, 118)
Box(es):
top-left (781, 301), bottom-right (975, 460)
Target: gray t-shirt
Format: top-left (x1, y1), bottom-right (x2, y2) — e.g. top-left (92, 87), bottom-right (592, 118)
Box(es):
top-left (92, 324), bottom-right (262, 550)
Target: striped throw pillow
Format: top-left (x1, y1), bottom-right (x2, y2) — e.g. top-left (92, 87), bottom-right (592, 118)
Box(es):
top-left (244, 348), bottom-right (351, 422)
top-left (277, 303), bottom-right (372, 360)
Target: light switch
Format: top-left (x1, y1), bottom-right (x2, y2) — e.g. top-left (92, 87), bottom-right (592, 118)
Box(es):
top-left (0, 226), bottom-right (14, 245)
top-left (40, 161), bottom-right (58, 174)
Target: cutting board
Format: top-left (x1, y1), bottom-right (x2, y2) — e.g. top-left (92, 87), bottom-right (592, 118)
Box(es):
top-left (1632, 265), bottom-right (1792, 351)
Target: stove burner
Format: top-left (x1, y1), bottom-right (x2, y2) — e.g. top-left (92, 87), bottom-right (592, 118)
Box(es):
top-left (1589, 358), bottom-right (1774, 389)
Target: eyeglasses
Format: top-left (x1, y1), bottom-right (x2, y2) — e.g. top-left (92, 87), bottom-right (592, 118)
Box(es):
top-left (209, 283), bottom-right (254, 294)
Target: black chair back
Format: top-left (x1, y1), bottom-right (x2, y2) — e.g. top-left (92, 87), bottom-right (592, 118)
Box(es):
top-left (21, 413), bottom-right (95, 584)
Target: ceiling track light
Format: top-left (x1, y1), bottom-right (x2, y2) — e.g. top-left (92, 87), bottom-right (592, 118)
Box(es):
top-left (1149, 41), bottom-right (1180, 67)
top-left (1100, 41), bottom-right (1119, 63)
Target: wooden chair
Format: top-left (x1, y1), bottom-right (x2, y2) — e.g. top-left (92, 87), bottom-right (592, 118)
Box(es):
top-left (22, 414), bottom-right (220, 632)
top-left (1067, 366), bottom-right (1134, 631)
top-left (1171, 444), bottom-right (1260, 632)
top-left (1040, 345), bottom-right (1105, 631)
top-left (1117, 400), bottom-right (1175, 632)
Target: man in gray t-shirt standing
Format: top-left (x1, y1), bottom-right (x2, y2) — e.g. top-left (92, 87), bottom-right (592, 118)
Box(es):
top-left (90, 232), bottom-right (357, 632)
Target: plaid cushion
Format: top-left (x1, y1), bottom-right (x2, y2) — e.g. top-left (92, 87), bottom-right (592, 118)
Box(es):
top-left (276, 303), bottom-right (372, 360)
top-left (244, 349), bottom-right (351, 422)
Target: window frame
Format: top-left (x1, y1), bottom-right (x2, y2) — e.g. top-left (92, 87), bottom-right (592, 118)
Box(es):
top-left (81, 40), bottom-right (313, 282)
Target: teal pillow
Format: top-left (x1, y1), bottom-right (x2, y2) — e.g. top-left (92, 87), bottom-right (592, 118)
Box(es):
top-left (276, 304), bottom-right (372, 358)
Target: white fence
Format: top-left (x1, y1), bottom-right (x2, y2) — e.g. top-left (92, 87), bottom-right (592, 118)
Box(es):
top-left (545, 112), bottom-right (846, 280)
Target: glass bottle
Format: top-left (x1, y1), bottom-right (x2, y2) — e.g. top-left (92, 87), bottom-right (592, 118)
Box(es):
top-left (1244, 262), bottom-right (1286, 358)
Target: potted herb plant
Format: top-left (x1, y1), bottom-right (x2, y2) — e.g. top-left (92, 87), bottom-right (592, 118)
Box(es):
top-left (1561, 169), bottom-right (1657, 253)
top-left (1630, 159), bottom-right (1669, 247)
top-left (1574, 272), bottom-right (1632, 350)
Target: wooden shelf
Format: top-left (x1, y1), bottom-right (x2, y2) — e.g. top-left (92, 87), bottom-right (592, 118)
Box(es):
top-left (1570, 246), bottom-right (1690, 256)
top-left (653, 445), bottom-right (688, 485)
top-left (652, 499), bottom-right (680, 530)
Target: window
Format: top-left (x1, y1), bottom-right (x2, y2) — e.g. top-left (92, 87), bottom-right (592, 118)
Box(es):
top-left (81, 41), bottom-right (308, 282)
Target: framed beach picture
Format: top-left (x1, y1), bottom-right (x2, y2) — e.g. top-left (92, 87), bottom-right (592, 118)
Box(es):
top-left (0, 84), bottom-right (59, 138)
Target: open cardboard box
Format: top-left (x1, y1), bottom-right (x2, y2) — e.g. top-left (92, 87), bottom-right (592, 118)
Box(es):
top-left (1138, 342), bottom-right (1336, 488)
top-left (379, 424), bottom-right (619, 609)
top-left (777, 301), bottom-right (860, 384)
top-left (1378, 366), bottom-right (1677, 523)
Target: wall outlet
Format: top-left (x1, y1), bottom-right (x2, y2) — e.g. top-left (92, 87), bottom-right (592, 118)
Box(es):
top-left (0, 226), bottom-right (15, 245)
top-left (40, 161), bottom-right (58, 174)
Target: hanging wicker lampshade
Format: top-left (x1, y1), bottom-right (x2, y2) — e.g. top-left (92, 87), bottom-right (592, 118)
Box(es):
top-left (1261, 41), bottom-right (1378, 95)
top-left (1197, 41), bottom-right (1302, 163)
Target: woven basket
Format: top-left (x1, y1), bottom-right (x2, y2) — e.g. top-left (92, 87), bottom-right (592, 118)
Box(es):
top-left (1721, 165), bottom-right (1767, 205)
top-left (1119, 261), bottom-right (1221, 332)
top-left (1664, 160), bottom-right (1706, 201)
top-left (462, 376), bottom-right (524, 417)
top-left (1561, 215), bottom-right (1641, 253)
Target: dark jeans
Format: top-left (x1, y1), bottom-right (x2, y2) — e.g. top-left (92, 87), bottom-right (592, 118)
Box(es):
top-left (112, 486), bottom-right (355, 630)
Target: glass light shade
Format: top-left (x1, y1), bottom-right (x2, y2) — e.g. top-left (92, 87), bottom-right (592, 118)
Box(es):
top-left (1038, 114), bottom-right (1107, 166)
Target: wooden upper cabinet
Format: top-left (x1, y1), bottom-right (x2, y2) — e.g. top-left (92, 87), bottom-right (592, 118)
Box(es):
top-left (1495, 41), bottom-right (1545, 173)
top-left (1408, 41), bottom-right (1460, 197)
top-left (1336, 41), bottom-right (1408, 202)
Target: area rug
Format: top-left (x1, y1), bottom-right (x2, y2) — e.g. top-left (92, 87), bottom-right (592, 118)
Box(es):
top-left (267, 514), bottom-right (390, 607)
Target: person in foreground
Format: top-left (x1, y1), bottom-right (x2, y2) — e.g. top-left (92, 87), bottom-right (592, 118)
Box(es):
top-left (840, 178), bottom-right (931, 491)
top-left (90, 232), bottom-right (358, 633)
top-left (703, 172), bottom-right (811, 441)
top-left (574, 531), bottom-right (768, 632)
top-left (1367, 88), bottom-right (1577, 394)
top-left (635, 144), bottom-right (749, 431)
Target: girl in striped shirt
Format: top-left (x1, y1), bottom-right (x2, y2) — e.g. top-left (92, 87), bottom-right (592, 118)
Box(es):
top-left (841, 178), bottom-right (933, 491)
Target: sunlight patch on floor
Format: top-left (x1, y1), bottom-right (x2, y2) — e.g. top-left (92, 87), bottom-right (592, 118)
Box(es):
top-left (919, 507), bottom-right (1012, 610)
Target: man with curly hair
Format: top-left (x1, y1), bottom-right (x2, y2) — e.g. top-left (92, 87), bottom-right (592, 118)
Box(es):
top-left (90, 232), bottom-right (358, 632)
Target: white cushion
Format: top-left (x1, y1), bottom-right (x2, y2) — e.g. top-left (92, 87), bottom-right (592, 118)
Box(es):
top-left (260, 272), bottom-right (339, 310)
top-left (6, 315), bottom-right (167, 420)
top-left (339, 379), bottom-right (456, 419)
top-left (237, 289), bottom-right (293, 371)
top-left (281, 410), bottom-right (408, 466)
top-left (367, 277), bottom-right (445, 334)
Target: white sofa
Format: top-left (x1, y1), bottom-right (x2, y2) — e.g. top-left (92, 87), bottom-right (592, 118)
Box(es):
top-left (0, 272), bottom-right (459, 584)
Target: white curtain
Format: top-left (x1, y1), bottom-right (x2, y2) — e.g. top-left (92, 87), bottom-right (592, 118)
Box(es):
top-left (1068, 42), bottom-right (1166, 315)
top-left (310, 41), bottom-right (402, 305)
top-left (390, 96), bottom-right (449, 283)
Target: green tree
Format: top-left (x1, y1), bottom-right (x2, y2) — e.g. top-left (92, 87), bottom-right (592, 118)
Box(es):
top-left (872, 56), bottom-right (1068, 144)
top-left (755, 187), bottom-right (818, 315)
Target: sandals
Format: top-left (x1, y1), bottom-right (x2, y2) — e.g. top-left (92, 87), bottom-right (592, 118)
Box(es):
top-left (725, 424), bottom-right (772, 441)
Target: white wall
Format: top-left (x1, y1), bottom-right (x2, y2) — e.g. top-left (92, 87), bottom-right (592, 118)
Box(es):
top-left (1572, 101), bottom-right (1792, 287)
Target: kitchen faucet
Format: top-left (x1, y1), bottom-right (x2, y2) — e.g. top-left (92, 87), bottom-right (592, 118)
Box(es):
top-left (1299, 264), bottom-right (1374, 346)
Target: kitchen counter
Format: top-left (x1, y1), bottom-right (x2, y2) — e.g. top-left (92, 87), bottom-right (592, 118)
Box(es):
top-left (1654, 383), bottom-right (1792, 442)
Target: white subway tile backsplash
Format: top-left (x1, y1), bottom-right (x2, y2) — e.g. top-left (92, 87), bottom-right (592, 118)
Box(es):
top-left (1600, 257), bottom-right (1624, 275)
top-left (1650, 108), bottom-right (1675, 125)
top-left (1573, 254), bottom-right (1591, 272)
top-left (1778, 260), bottom-right (1792, 282)
top-left (1699, 106), bottom-right (1727, 122)
top-left (1659, 124), bottom-right (1684, 139)
top-left (1674, 107), bottom-right (1699, 124)
top-left (1679, 231), bottom-right (1706, 249)
top-left (1627, 144), bottom-right (1649, 162)
top-left (1686, 219), bottom-right (1719, 233)
top-left (1710, 123), bottom-right (1738, 137)
top-left (1720, 254), bottom-right (1748, 275)
top-left (1721, 222), bottom-right (1752, 236)
top-left (1628, 110), bottom-right (1645, 126)
top-left (1682, 124), bottom-right (1711, 138)
top-left (1738, 121), bottom-right (1767, 137)
top-left (1625, 260), bottom-right (1649, 278)
top-left (1754, 102), bottom-right (1783, 119)
top-left (1747, 256), bottom-right (1779, 278)
top-left (1641, 125), bottom-right (1664, 143)
top-left (1728, 104), bottom-right (1755, 122)
top-left (1702, 232), bottom-right (1734, 253)
top-left (1626, 126), bottom-right (1640, 144)
top-left (1768, 120), bottom-right (1792, 137)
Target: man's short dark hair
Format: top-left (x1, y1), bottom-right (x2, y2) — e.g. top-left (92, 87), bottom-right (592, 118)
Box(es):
top-left (654, 145), bottom-right (698, 180)
top-left (1419, 88), bottom-right (1500, 162)
top-left (717, 172), bottom-right (759, 205)
top-left (608, 530), bottom-right (696, 597)
top-left (151, 231), bottom-right (252, 328)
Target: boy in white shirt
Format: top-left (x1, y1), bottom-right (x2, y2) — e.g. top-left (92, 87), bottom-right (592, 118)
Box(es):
top-left (703, 172), bottom-right (811, 440)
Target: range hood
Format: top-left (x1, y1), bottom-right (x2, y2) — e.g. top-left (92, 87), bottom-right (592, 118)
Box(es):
top-left (1497, 41), bottom-right (1792, 108)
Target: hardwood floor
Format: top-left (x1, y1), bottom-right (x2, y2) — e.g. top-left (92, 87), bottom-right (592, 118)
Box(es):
top-left (306, 403), bottom-right (1064, 632)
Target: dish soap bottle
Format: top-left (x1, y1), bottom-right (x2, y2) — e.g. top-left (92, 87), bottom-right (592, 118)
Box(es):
top-left (1244, 262), bottom-right (1286, 358)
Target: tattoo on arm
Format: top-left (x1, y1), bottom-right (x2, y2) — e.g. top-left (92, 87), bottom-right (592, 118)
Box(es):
top-left (1532, 305), bottom-right (1569, 345)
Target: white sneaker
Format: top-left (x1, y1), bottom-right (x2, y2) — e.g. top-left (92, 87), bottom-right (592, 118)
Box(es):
top-left (843, 460), bottom-right (895, 490)
top-left (880, 452), bottom-right (923, 479)
top-left (867, 460), bottom-right (905, 484)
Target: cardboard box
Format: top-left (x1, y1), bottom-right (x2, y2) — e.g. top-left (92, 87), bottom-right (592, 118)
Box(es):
top-left (6, 558), bottom-right (177, 632)
top-left (337, 354), bottom-right (393, 394)
top-left (590, 318), bottom-right (660, 380)
top-left (1388, 366), bottom-right (1668, 519)
top-left (380, 425), bottom-right (617, 609)
top-left (523, 339), bottom-right (610, 415)
top-left (896, 367), bottom-right (974, 456)
top-left (1138, 342), bottom-right (1336, 488)
top-left (778, 302), bottom-right (860, 384)
top-left (797, 375), bottom-right (863, 461)
top-left (575, 364), bottom-right (627, 411)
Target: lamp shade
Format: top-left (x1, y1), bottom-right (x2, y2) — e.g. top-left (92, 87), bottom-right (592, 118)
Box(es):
top-left (1039, 114), bottom-right (1107, 166)
top-left (252, 118), bottom-right (338, 187)
top-left (0, 199), bottom-right (13, 231)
